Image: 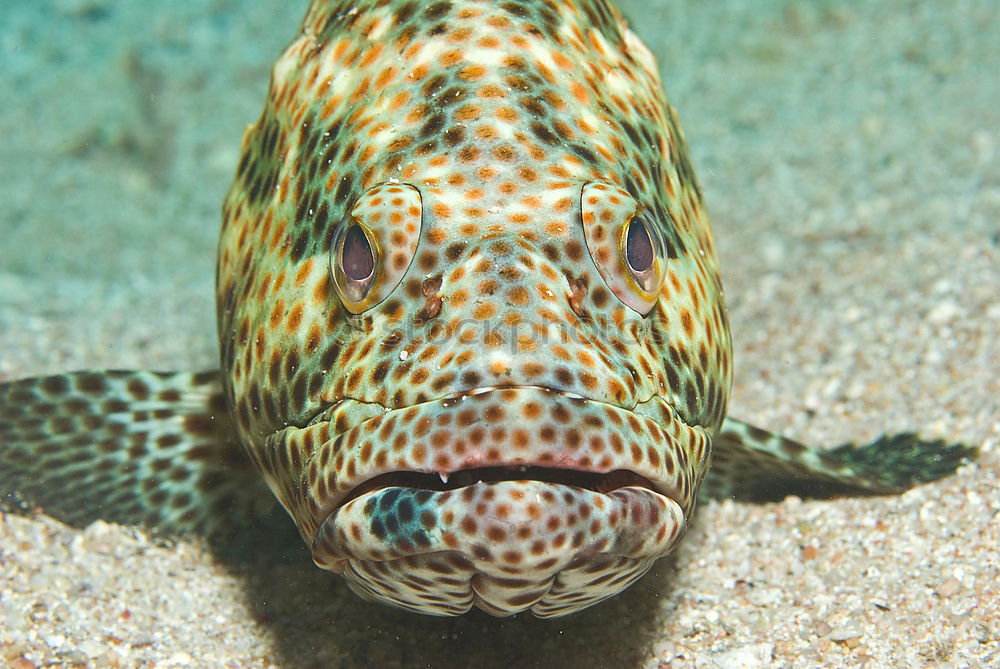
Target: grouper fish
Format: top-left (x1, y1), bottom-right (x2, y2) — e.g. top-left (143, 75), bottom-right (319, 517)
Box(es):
top-left (0, 0), bottom-right (976, 617)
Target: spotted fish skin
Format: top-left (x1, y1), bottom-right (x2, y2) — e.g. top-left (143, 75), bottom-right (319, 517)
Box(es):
top-left (216, 0), bottom-right (728, 616)
top-left (0, 0), bottom-right (975, 618)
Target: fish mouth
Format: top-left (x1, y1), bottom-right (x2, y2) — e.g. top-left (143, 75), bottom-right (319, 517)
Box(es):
top-left (330, 384), bottom-right (668, 510)
top-left (273, 385), bottom-right (709, 614)
top-left (337, 464), bottom-right (657, 511)
top-left (305, 384), bottom-right (695, 515)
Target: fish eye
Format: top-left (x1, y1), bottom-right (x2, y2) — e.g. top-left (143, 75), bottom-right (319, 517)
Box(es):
top-left (342, 224), bottom-right (375, 282)
top-left (580, 181), bottom-right (666, 315)
top-left (625, 216), bottom-right (654, 274)
top-left (333, 222), bottom-right (379, 304)
top-left (330, 183), bottom-right (422, 313)
top-left (622, 213), bottom-right (664, 295)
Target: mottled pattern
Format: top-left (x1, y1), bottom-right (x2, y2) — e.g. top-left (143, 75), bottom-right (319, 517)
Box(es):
top-left (0, 0), bottom-right (976, 619)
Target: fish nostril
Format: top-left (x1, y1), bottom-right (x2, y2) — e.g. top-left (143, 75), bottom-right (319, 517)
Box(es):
top-left (421, 275), bottom-right (442, 296)
top-left (416, 294), bottom-right (444, 323)
top-left (566, 275), bottom-right (588, 317)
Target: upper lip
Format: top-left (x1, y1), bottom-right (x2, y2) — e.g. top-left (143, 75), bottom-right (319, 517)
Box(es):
top-left (286, 384), bottom-right (699, 532)
top-left (315, 385), bottom-right (665, 508)
top-left (305, 384), bottom-right (637, 426)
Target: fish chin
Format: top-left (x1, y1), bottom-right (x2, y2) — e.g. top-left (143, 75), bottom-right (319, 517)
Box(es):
top-left (312, 480), bottom-right (686, 617)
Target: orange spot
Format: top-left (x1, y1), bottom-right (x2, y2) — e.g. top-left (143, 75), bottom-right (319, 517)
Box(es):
top-left (474, 303), bottom-right (496, 320)
top-left (374, 66), bottom-right (397, 90)
top-left (441, 49), bottom-right (463, 67)
top-left (545, 221), bottom-right (567, 236)
top-left (408, 63), bottom-right (429, 81)
top-left (295, 259), bottom-right (314, 287)
top-left (269, 219), bottom-right (287, 252)
top-left (269, 299), bottom-right (285, 329)
top-left (478, 84), bottom-right (505, 98)
top-left (475, 125), bottom-right (498, 140)
top-left (448, 26), bottom-right (473, 43)
top-left (406, 104), bottom-right (429, 124)
top-left (362, 41), bottom-right (385, 65)
top-left (536, 61), bottom-right (555, 85)
top-left (331, 39), bottom-right (349, 62)
top-left (287, 303), bottom-right (304, 333)
top-left (257, 273), bottom-right (272, 302)
top-left (495, 106), bottom-right (517, 122)
top-left (455, 104), bottom-right (481, 122)
top-left (460, 65), bottom-right (486, 80)
top-left (680, 310), bottom-right (695, 337)
top-left (389, 90), bottom-right (410, 111)
top-left (552, 50), bottom-right (572, 70)
top-left (349, 77), bottom-right (370, 103)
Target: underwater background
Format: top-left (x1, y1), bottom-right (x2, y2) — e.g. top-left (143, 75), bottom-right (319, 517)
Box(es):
top-left (1, 0), bottom-right (997, 666)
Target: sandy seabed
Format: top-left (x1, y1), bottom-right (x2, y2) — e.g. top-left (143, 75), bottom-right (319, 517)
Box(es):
top-left (1, 1), bottom-right (997, 667)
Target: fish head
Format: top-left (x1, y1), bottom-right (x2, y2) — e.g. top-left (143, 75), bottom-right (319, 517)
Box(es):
top-left (217, 1), bottom-right (731, 616)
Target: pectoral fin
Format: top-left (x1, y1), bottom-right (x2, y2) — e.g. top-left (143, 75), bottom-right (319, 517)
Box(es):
top-left (0, 370), bottom-right (276, 540)
top-left (702, 417), bottom-right (977, 503)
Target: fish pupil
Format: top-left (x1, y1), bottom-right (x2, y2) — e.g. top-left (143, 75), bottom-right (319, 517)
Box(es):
top-left (343, 225), bottom-right (374, 281)
top-left (626, 218), bottom-right (654, 273)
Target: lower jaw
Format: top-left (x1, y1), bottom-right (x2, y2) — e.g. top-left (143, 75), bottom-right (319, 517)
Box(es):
top-left (311, 479), bottom-right (686, 617)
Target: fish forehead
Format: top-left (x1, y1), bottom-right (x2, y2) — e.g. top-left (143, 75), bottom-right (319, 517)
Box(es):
top-left (216, 0), bottom-right (731, 614)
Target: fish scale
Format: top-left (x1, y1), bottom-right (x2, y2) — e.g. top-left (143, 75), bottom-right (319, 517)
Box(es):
top-left (0, 0), bottom-right (976, 618)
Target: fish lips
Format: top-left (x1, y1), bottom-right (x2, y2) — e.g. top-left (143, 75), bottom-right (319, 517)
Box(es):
top-left (287, 386), bottom-right (707, 571)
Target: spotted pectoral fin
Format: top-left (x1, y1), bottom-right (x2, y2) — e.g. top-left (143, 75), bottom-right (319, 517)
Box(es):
top-left (0, 370), bottom-right (276, 540)
top-left (701, 417), bottom-right (978, 503)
